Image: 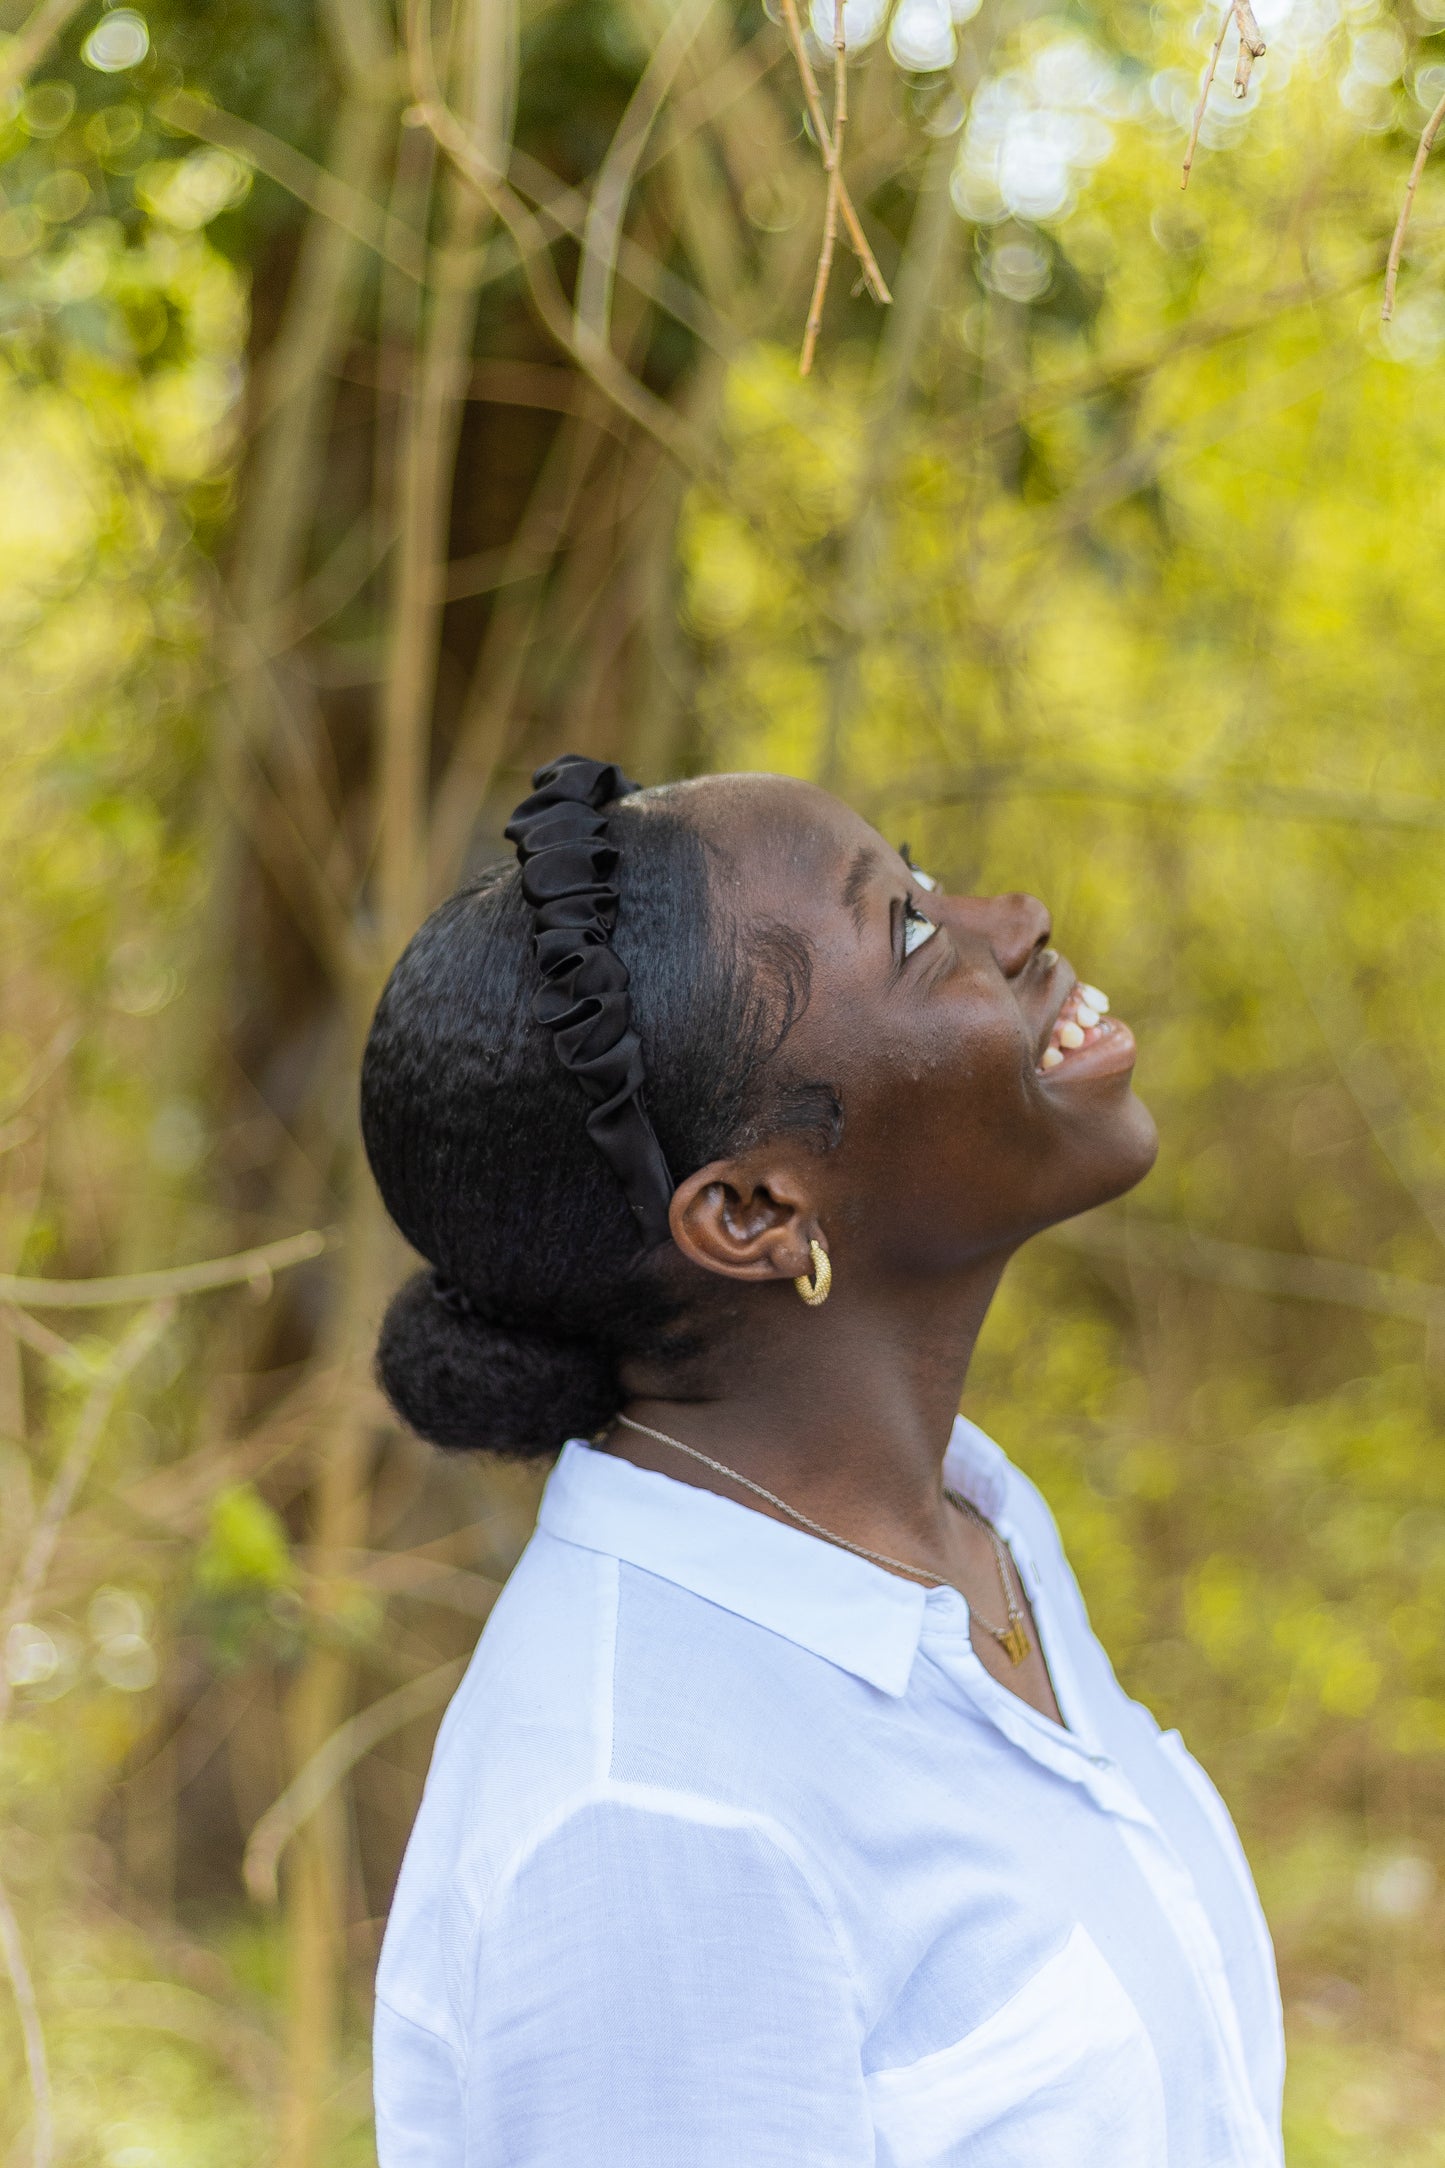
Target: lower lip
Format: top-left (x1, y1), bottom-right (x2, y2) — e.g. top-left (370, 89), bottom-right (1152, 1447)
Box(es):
top-left (1037, 1020), bottom-right (1138, 1084)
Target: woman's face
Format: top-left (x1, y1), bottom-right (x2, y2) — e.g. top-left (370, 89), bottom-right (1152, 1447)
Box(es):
top-left (698, 775), bottom-right (1158, 1272)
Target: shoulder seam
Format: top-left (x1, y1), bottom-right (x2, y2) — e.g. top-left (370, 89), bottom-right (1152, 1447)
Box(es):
top-left (475, 1779), bottom-right (869, 2033)
top-left (376, 1990), bottom-right (463, 2063)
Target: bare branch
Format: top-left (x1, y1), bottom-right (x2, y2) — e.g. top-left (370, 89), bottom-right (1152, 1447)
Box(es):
top-left (243, 1658), bottom-right (466, 1903)
top-left (0, 1229), bottom-right (330, 1310)
top-left (637, 22), bottom-right (785, 180)
top-left (1234, 0), bottom-right (1266, 54)
top-left (0, 1027), bottom-right (78, 1126)
top-left (1232, 0), bottom-right (1265, 96)
top-left (316, 0), bottom-right (392, 86)
top-left (0, 1865), bottom-right (53, 2168)
top-left (463, 149), bottom-right (732, 353)
top-left (801, 0), bottom-right (849, 376)
top-left (404, 0), bottom-right (700, 466)
top-left (229, 725), bottom-right (365, 981)
top-left (379, 178), bottom-right (492, 958)
top-left (1383, 86), bottom-right (1445, 320)
top-left (0, 1308), bottom-right (91, 1378)
top-left (160, 90), bottom-right (423, 283)
top-left (426, 411), bottom-right (616, 886)
top-left (0, 0), bottom-right (87, 103)
top-left (1029, 343), bottom-right (1359, 549)
top-left (0, 1302), bottom-right (174, 1728)
top-left (1182, 2), bottom-right (1232, 189)
top-left (1270, 896), bottom-right (1445, 1260)
top-left (777, 0), bottom-right (891, 307)
top-left (1050, 1213), bottom-right (1445, 1325)
top-left (958, 251), bottom-right (1375, 451)
top-left (575, 0), bottom-right (718, 353)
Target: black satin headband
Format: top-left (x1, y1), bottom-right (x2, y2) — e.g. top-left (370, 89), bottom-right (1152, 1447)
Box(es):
top-left (503, 754), bottom-right (675, 1248)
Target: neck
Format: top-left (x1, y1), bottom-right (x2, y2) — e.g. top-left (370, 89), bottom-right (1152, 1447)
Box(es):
top-left (611, 1255), bottom-right (1011, 1562)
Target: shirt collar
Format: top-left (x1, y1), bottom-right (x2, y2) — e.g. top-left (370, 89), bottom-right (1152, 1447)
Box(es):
top-left (943, 1413), bottom-right (1013, 1521)
top-left (537, 1418), bottom-right (1014, 1698)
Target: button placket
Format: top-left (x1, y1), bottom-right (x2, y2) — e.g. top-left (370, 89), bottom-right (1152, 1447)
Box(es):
top-left (925, 1619), bottom-right (1155, 1818)
top-left (1110, 1790), bottom-right (1281, 2165)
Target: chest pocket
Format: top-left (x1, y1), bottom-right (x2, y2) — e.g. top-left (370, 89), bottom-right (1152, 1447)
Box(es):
top-left (866, 1924), bottom-right (1167, 2168)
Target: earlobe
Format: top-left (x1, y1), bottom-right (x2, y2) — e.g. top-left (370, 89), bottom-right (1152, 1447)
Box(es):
top-left (668, 1160), bottom-right (817, 1286)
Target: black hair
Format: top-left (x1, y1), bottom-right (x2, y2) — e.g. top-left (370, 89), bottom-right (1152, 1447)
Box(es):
top-left (359, 792), bottom-right (841, 1460)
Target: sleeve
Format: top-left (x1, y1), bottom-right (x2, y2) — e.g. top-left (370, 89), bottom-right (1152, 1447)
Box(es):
top-left (374, 1998), bottom-right (465, 2168)
top-left (460, 1796), bottom-right (875, 2168)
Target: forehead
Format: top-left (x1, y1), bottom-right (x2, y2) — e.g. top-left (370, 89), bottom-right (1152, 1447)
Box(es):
top-left (682, 774), bottom-right (886, 916)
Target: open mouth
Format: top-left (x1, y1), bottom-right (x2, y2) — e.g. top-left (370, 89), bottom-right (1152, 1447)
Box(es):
top-left (1037, 981), bottom-right (1135, 1078)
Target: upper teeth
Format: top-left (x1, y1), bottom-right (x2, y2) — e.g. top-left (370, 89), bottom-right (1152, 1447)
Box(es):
top-left (1040, 982), bottom-right (1113, 1071)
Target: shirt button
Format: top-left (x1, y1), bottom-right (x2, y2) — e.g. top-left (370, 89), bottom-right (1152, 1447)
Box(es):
top-left (1089, 1754), bottom-right (1113, 1770)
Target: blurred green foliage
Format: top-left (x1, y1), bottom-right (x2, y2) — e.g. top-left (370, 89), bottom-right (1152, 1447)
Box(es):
top-left (679, 17), bottom-right (1445, 2156)
top-left (4, 0), bottom-right (1445, 2159)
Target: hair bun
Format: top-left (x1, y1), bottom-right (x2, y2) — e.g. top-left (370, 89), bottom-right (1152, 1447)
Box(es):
top-left (375, 1271), bottom-right (619, 1458)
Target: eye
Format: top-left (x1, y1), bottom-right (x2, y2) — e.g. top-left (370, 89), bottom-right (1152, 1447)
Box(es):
top-left (903, 898), bottom-right (938, 957)
top-left (898, 843), bottom-right (938, 893)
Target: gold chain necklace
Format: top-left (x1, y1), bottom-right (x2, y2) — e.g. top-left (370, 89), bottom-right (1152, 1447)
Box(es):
top-left (611, 1413), bottom-right (1033, 1667)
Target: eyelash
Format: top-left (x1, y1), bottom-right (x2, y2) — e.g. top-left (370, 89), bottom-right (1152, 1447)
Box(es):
top-left (896, 843), bottom-right (940, 958)
top-left (903, 897), bottom-right (938, 958)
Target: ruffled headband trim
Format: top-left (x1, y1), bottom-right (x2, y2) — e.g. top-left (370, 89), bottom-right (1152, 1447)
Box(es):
top-left (503, 754), bottom-right (676, 1248)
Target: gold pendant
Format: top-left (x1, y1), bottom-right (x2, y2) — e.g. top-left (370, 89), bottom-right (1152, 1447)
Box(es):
top-left (1000, 1623), bottom-right (1032, 1667)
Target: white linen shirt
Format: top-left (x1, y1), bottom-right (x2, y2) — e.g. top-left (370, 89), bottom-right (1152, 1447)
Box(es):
top-left (374, 1419), bottom-right (1286, 2168)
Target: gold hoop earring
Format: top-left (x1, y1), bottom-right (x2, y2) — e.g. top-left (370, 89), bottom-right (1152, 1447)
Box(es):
top-left (793, 1239), bottom-right (832, 1308)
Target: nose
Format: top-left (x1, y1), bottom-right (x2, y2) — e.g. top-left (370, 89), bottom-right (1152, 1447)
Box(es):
top-left (950, 891), bottom-right (1052, 979)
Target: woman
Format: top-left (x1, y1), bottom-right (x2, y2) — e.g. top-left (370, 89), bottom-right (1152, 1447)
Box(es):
top-left (361, 755), bottom-right (1285, 2168)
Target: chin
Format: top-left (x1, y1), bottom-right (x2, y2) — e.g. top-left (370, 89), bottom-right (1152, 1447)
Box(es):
top-left (1033, 1089), bottom-right (1160, 1236)
top-left (1075, 1091), bottom-right (1160, 1215)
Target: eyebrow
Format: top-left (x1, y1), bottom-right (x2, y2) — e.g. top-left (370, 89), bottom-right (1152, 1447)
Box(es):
top-left (840, 844), bottom-right (879, 937)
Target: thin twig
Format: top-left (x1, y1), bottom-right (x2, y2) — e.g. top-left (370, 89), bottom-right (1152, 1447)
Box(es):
top-left (0, 1307), bottom-right (91, 1378)
top-left (820, 118), bottom-right (962, 780)
top-left (776, 0), bottom-right (890, 306)
top-left (574, 0), bottom-right (718, 352)
top-left (1383, 86), bottom-right (1445, 320)
top-left (636, 22), bottom-right (783, 180)
top-left (380, 169), bottom-right (490, 959)
top-left (1271, 893), bottom-right (1445, 1259)
top-left (411, 125), bottom-right (695, 460)
top-left (801, 0), bottom-right (848, 375)
top-left (1049, 1214), bottom-right (1445, 1324)
top-left (404, 0), bottom-right (699, 466)
top-left (957, 251), bottom-right (1376, 450)
top-left (0, 1027), bottom-right (78, 1127)
top-left (0, 1302), bottom-right (173, 1728)
top-left (428, 411), bottom-right (610, 879)
top-left (0, 1229), bottom-right (330, 1310)
top-left (0, 0), bottom-right (87, 102)
top-left (510, 149), bottom-right (732, 352)
top-left (1182, 1), bottom-right (1232, 189)
top-left (244, 1658), bottom-right (466, 1902)
top-left (0, 1865), bottom-right (53, 2168)
top-left (160, 91), bottom-right (424, 283)
top-left (214, 726), bottom-right (367, 987)
top-left (1232, 0), bottom-right (1265, 97)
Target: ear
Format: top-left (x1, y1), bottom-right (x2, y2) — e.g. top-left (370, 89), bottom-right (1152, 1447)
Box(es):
top-left (667, 1156), bottom-right (821, 1286)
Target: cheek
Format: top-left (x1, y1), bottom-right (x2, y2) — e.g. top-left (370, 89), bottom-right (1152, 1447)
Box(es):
top-left (848, 999), bottom-right (1037, 1175)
